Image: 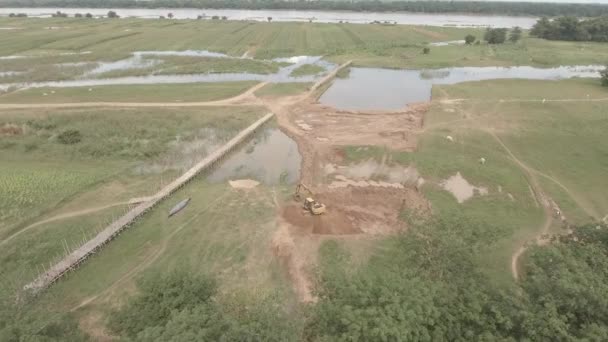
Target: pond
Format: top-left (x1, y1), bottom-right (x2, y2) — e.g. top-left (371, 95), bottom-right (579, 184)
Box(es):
top-left (0, 8), bottom-right (539, 28)
top-left (207, 127), bottom-right (301, 185)
top-left (319, 65), bottom-right (604, 111)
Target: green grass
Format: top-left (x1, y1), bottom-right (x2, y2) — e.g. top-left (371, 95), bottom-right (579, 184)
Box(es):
top-left (255, 82), bottom-right (312, 97)
top-left (152, 55), bottom-right (283, 75)
top-left (2, 18), bottom-right (606, 71)
top-left (0, 82), bottom-right (258, 103)
top-left (21, 181), bottom-right (296, 337)
top-left (0, 160), bottom-right (117, 239)
top-left (0, 105), bottom-right (264, 250)
top-left (341, 77), bottom-right (607, 282)
top-left (435, 78), bottom-right (608, 223)
top-left (289, 64), bottom-right (325, 77)
top-left (0, 62), bottom-right (98, 83)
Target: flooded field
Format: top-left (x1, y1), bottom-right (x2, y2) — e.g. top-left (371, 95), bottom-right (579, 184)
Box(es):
top-left (319, 65), bottom-right (604, 110)
top-left (208, 127), bottom-right (301, 185)
top-left (0, 8), bottom-right (538, 28)
top-left (0, 51), bottom-right (334, 90)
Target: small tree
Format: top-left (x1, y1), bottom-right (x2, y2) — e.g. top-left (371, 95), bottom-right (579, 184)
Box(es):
top-left (423, 47), bottom-right (430, 54)
top-left (197, 15), bottom-right (203, 20)
top-left (211, 15), bottom-right (219, 20)
top-left (601, 66), bottom-right (608, 86)
top-left (465, 34), bottom-right (476, 45)
top-left (74, 13), bottom-right (83, 18)
top-left (107, 11), bottom-right (119, 19)
top-left (267, 17), bottom-right (272, 22)
top-left (221, 16), bottom-right (228, 20)
top-left (484, 28), bottom-right (507, 44)
top-left (509, 26), bottom-right (522, 42)
top-left (85, 13), bottom-right (93, 18)
top-left (167, 13), bottom-right (173, 19)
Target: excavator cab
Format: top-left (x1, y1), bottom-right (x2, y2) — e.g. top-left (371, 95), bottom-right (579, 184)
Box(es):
top-left (304, 197), bottom-right (326, 215)
top-left (294, 184), bottom-right (326, 215)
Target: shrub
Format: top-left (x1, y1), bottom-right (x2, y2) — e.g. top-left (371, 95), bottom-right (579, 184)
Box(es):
top-left (422, 47), bottom-right (430, 54)
top-left (601, 66), bottom-right (608, 86)
top-left (57, 129), bottom-right (82, 145)
top-left (484, 28), bottom-right (508, 44)
top-left (465, 34), bottom-right (476, 44)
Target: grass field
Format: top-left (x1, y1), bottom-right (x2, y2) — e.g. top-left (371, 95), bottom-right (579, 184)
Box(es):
top-left (0, 105), bottom-right (265, 292)
top-left (17, 180), bottom-right (297, 340)
top-left (2, 15), bottom-right (607, 340)
top-left (0, 81), bottom-right (258, 103)
top-left (255, 82), bottom-right (312, 98)
top-left (340, 77), bottom-right (607, 283)
top-left (2, 18), bottom-right (607, 73)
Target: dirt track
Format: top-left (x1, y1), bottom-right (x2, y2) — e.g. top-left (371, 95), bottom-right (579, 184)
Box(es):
top-left (490, 132), bottom-right (554, 280)
top-left (0, 82), bottom-right (267, 109)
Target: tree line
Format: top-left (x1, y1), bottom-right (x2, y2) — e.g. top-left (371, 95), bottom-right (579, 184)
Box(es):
top-left (2, 0), bottom-right (608, 17)
top-left (531, 16), bottom-right (608, 42)
top-left (2, 218), bottom-right (607, 340)
top-left (308, 219), bottom-right (608, 341)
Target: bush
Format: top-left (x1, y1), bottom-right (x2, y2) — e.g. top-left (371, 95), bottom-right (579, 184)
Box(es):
top-left (85, 13), bottom-right (93, 18)
top-left (465, 34), bottom-right (476, 44)
top-left (57, 129), bottom-right (82, 144)
top-left (109, 270), bottom-right (297, 341)
top-left (107, 10), bottom-right (119, 18)
top-left (422, 47), bottom-right (430, 54)
top-left (484, 28), bottom-right (508, 44)
top-left (601, 66), bottom-right (608, 86)
top-left (509, 26), bottom-right (522, 42)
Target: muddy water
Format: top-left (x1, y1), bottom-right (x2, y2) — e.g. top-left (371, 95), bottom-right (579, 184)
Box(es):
top-left (0, 8), bottom-right (539, 28)
top-left (319, 65), bottom-right (604, 111)
top-left (208, 127), bottom-right (301, 185)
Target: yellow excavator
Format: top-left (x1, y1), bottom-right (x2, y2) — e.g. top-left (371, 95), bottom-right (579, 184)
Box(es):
top-left (294, 183), bottom-right (326, 215)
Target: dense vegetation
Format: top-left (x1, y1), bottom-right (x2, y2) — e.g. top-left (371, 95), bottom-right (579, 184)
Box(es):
top-left (531, 16), bottom-right (608, 42)
top-left (108, 270), bottom-right (300, 341)
top-left (308, 219), bottom-right (608, 341)
top-left (2, 0), bottom-right (608, 17)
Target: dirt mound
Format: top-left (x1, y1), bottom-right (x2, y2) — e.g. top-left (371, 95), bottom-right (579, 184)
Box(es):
top-left (283, 204), bottom-right (361, 235)
top-left (282, 186), bottom-right (428, 236)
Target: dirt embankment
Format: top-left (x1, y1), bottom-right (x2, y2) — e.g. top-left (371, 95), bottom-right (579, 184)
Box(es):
top-left (261, 67), bottom-right (431, 302)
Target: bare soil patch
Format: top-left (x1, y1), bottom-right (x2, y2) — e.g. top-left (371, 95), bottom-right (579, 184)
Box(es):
top-left (229, 179), bottom-right (260, 189)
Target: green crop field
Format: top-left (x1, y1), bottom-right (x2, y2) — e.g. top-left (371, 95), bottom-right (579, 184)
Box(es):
top-left (2, 17), bottom-right (608, 84)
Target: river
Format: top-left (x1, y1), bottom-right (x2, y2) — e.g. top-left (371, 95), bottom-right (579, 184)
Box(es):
top-left (0, 7), bottom-right (538, 28)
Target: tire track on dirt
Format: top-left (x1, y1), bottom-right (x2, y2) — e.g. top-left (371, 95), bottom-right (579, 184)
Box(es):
top-left (489, 131), bottom-right (554, 280)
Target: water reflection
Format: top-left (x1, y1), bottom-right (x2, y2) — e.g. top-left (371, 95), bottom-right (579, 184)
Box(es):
top-left (207, 127), bottom-right (301, 185)
top-left (319, 66), bottom-right (604, 110)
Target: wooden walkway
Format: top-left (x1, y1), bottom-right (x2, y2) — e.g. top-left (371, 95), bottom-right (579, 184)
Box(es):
top-left (24, 113), bottom-right (275, 293)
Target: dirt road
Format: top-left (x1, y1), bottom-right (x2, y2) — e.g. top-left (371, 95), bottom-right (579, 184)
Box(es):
top-left (490, 131), bottom-right (554, 280)
top-left (0, 82), bottom-right (267, 109)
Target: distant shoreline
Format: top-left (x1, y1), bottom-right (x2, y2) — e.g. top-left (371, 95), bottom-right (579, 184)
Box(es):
top-left (1, 0), bottom-right (607, 17)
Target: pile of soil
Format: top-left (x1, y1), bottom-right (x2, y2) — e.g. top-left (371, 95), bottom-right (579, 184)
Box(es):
top-left (282, 186), bottom-right (429, 236)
